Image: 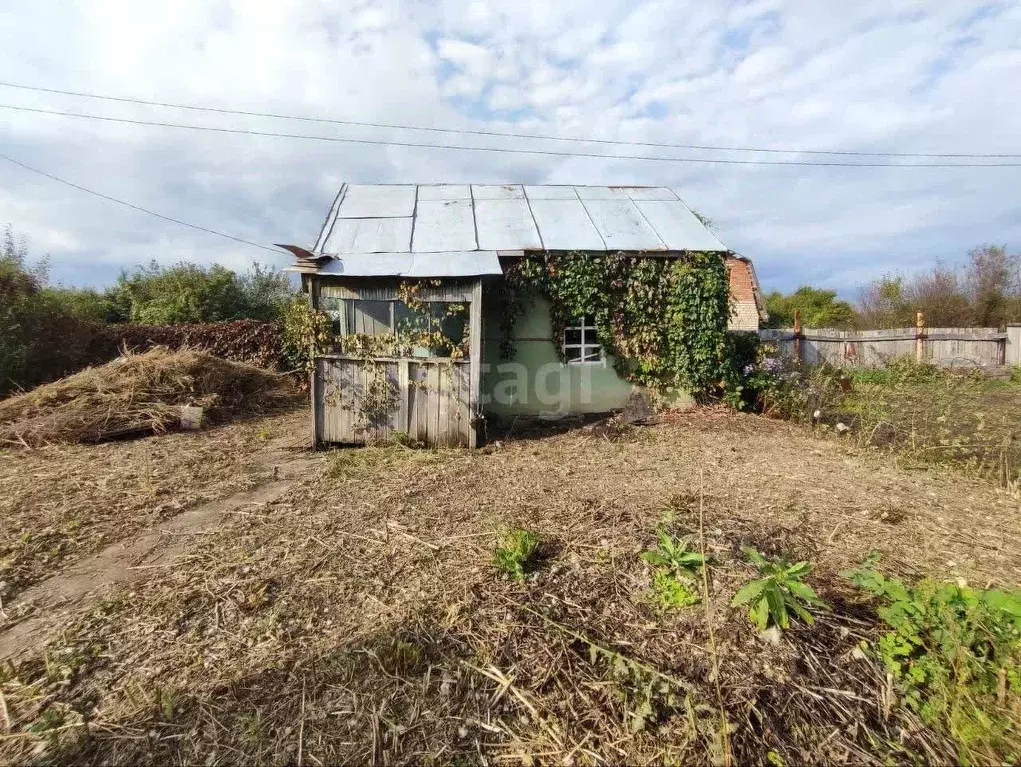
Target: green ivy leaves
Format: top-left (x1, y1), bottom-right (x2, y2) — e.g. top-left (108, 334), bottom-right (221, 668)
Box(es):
top-left (499, 252), bottom-right (735, 398)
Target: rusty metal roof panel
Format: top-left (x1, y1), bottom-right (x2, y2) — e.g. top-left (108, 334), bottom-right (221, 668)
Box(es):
top-left (310, 184), bottom-right (729, 267)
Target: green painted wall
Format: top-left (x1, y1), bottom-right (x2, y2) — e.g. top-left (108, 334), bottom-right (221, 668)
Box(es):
top-left (481, 293), bottom-right (637, 416)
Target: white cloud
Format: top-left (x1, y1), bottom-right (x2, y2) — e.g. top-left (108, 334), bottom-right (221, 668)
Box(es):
top-left (0, 0), bottom-right (1018, 296)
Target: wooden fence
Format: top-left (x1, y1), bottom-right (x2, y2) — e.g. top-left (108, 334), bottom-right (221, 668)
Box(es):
top-left (314, 356), bottom-right (473, 447)
top-left (759, 315), bottom-right (1021, 368)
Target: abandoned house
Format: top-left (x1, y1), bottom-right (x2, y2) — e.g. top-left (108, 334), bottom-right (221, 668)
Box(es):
top-left (285, 184), bottom-right (766, 447)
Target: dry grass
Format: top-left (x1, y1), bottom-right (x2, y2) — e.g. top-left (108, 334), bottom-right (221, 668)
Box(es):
top-left (0, 409), bottom-right (304, 608)
top-left (0, 409), bottom-right (1018, 764)
top-left (0, 347), bottom-right (291, 447)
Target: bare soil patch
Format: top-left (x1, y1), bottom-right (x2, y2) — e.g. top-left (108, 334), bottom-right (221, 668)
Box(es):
top-left (0, 409), bottom-right (1017, 764)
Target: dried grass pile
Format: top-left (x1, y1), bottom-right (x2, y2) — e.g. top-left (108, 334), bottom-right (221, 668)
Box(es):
top-left (0, 347), bottom-right (289, 447)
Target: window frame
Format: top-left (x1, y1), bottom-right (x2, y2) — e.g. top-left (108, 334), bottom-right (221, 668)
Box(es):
top-left (562, 314), bottom-right (605, 366)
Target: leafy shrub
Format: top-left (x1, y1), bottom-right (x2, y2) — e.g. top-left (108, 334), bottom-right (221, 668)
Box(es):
top-left (843, 558), bottom-right (1021, 764)
top-left (1, 230), bottom-right (108, 394)
top-left (106, 260), bottom-right (293, 325)
top-left (731, 547), bottom-right (828, 630)
top-left (493, 528), bottom-right (539, 580)
top-left (642, 531), bottom-right (706, 611)
top-left (280, 297), bottom-right (331, 373)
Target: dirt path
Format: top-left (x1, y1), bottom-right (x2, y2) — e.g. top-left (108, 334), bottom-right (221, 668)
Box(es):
top-left (0, 438), bottom-right (321, 660)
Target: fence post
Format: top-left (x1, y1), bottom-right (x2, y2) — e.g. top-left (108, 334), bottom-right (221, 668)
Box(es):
top-left (793, 309), bottom-right (802, 364)
top-left (915, 311), bottom-right (925, 363)
top-left (1007, 324), bottom-right (1021, 366)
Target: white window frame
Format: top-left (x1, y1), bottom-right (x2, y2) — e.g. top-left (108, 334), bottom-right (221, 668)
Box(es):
top-left (562, 315), bottom-right (605, 366)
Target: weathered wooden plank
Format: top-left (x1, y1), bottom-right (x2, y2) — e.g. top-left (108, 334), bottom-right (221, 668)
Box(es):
top-left (426, 364), bottom-right (441, 445)
top-left (582, 200), bottom-right (665, 251)
top-left (526, 199), bottom-right (604, 250)
top-left (397, 359), bottom-right (410, 435)
top-left (455, 362), bottom-right (471, 447)
top-left (474, 199), bottom-right (542, 250)
top-left (437, 363), bottom-right (451, 447)
top-left (313, 358), bottom-right (324, 445)
top-left (412, 200), bottom-right (477, 252)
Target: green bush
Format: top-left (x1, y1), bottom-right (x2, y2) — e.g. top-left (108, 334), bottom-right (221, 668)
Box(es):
top-left (843, 558), bottom-right (1021, 764)
top-left (106, 260), bottom-right (293, 325)
top-left (1, 229), bottom-right (108, 395)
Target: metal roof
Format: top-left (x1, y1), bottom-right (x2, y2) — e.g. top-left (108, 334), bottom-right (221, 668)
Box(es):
top-left (312, 184), bottom-right (729, 258)
top-left (315, 250), bottom-right (502, 278)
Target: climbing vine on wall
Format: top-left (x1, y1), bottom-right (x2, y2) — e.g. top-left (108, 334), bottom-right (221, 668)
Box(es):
top-left (497, 252), bottom-right (737, 399)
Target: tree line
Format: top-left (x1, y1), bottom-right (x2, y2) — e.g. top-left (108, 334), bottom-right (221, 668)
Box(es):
top-left (1, 226), bottom-right (296, 394)
top-left (765, 245), bottom-right (1021, 329)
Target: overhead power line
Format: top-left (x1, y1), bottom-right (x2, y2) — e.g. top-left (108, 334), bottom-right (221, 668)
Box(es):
top-left (2, 80), bottom-right (1018, 160)
top-left (2, 103), bottom-right (1019, 168)
top-left (0, 152), bottom-right (276, 252)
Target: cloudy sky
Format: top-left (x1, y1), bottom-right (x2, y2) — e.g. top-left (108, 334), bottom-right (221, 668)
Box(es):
top-left (1, 0), bottom-right (1019, 295)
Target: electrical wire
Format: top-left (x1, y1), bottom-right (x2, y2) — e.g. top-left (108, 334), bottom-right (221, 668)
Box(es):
top-left (2, 103), bottom-right (1019, 168)
top-left (2, 80), bottom-right (1017, 159)
top-left (0, 152), bottom-right (277, 252)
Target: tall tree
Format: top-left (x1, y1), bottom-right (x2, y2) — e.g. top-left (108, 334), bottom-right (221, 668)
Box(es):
top-left (764, 286), bottom-right (856, 328)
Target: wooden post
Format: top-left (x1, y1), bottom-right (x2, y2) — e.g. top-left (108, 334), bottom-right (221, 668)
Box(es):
top-left (915, 311), bottom-right (925, 363)
top-left (468, 279), bottom-right (483, 448)
top-left (309, 275), bottom-right (320, 449)
top-left (792, 309), bottom-right (802, 364)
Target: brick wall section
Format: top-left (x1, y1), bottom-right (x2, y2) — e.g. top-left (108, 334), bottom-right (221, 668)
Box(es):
top-left (726, 257), bottom-right (761, 331)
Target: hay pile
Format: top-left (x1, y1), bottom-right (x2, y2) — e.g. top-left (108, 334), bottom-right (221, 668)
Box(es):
top-left (0, 347), bottom-right (289, 447)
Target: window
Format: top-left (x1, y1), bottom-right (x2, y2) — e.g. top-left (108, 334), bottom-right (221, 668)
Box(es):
top-left (320, 296), bottom-right (344, 336)
top-left (563, 315), bottom-right (602, 364)
top-left (326, 297), bottom-right (469, 358)
top-left (345, 300), bottom-right (392, 335)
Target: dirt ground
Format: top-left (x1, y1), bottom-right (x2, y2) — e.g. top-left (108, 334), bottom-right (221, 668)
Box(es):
top-left (0, 407), bottom-right (1018, 764)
